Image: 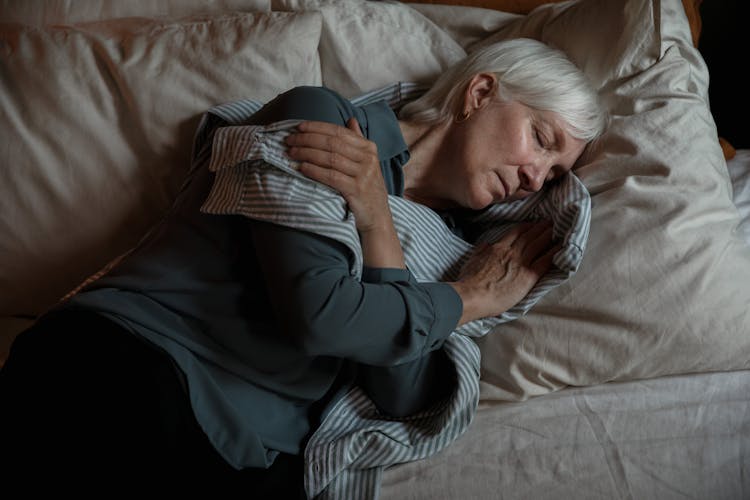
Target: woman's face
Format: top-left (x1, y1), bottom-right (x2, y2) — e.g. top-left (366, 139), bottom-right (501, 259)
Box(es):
top-left (442, 91), bottom-right (588, 210)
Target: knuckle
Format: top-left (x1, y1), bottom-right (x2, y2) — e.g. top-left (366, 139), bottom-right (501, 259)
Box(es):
top-left (326, 168), bottom-right (339, 183)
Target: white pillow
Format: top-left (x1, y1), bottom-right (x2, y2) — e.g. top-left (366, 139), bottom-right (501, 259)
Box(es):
top-left (272, 0), bottom-right (467, 97)
top-left (0, 11), bottom-right (322, 317)
top-left (473, 0), bottom-right (750, 398)
top-left (0, 0), bottom-right (270, 25)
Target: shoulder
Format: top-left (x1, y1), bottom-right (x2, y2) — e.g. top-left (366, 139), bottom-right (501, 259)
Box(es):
top-left (246, 86), bottom-right (355, 127)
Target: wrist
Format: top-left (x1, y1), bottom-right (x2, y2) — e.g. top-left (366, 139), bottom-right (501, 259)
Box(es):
top-left (357, 212), bottom-right (397, 236)
top-left (448, 281), bottom-right (480, 326)
top-left (359, 220), bottom-right (406, 270)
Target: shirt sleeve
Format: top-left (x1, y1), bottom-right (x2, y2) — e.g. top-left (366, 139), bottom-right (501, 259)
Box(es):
top-left (244, 86), bottom-right (356, 127)
top-left (249, 219), bottom-right (463, 367)
top-left (356, 350), bottom-right (456, 418)
top-left (355, 268), bottom-right (458, 417)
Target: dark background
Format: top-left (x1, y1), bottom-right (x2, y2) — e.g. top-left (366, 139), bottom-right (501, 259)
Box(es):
top-left (698, 0), bottom-right (748, 148)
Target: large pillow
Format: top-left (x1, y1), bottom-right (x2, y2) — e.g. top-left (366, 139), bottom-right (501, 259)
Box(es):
top-left (466, 0), bottom-right (750, 398)
top-left (271, 0), bottom-right (466, 97)
top-left (0, 11), bottom-right (323, 320)
top-left (0, 0), bottom-right (270, 25)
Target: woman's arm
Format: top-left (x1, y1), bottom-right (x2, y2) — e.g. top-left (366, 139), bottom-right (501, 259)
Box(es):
top-left (286, 119), bottom-right (560, 328)
top-left (249, 218), bottom-right (462, 367)
top-left (286, 118), bottom-right (406, 270)
top-left (357, 349), bottom-right (456, 418)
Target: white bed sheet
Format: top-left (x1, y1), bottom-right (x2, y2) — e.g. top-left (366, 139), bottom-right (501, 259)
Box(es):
top-left (381, 369), bottom-right (750, 500)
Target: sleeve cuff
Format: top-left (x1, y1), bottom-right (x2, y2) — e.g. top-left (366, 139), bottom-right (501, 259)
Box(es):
top-left (417, 282), bottom-right (463, 354)
top-left (207, 125), bottom-right (260, 173)
top-left (361, 266), bottom-right (412, 284)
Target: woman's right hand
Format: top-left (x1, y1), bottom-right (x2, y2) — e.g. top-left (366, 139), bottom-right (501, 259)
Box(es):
top-left (285, 117), bottom-right (391, 234)
top-left (286, 118), bottom-right (406, 270)
top-left (450, 221), bottom-right (560, 325)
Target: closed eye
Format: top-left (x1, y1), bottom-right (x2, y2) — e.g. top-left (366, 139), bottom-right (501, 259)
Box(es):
top-left (534, 128), bottom-right (547, 149)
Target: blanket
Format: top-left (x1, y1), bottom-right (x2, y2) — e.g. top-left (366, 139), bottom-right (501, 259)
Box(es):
top-left (199, 82), bottom-right (591, 499)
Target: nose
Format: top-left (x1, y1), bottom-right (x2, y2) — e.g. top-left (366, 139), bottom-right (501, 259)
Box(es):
top-left (518, 163), bottom-right (549, 193)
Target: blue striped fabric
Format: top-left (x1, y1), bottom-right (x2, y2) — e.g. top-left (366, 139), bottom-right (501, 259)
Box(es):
top-left (199, 82), bottom-right (591, 499)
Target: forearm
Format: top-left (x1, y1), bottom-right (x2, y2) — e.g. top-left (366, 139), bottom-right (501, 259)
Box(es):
top-left (251, 219), bottom-right (462, 366)
top-left (358, 215), bottom-right (406, 270)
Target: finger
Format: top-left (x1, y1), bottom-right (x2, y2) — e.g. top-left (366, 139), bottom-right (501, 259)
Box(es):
top-left (287, 133), bottom-right (367, 163)
top-left (496, 221), bottom-right (536, 247)
top-left (520, 225), bottom-right (556, 264)
top-left (347, 117), bottom-right (364, 137)
top-left (510, 220), bottom-right (552, 253)
top-left (296, 120), bottom-right (360, 140)
top-left (287, 124), bottom-right (376, 159)
top-left (287, 129), bottom-right (364, 150)
top-left (288, 146), bottom-right (361, 176)
top-left (497, 220), bottom-right (547, 248)
top-left (297, 161), bottom-right (356, 194)
top-left (529, 243), bottom-right (561, 277)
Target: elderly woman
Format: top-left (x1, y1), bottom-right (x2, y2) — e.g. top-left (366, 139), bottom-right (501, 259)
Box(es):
top-left (0, 38), bottom-right (607, 494)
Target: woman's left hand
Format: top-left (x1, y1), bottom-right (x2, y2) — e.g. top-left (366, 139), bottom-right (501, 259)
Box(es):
top-left (285, 118), bottom-right (390, 234)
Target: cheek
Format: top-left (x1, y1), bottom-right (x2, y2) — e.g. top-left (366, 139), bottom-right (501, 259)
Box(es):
top-left (457, 151), bottom-right (499, 208)
top-left (466, 191), bottom-right (494, 210)
top-left (462, 173), bottom-right (495, 210)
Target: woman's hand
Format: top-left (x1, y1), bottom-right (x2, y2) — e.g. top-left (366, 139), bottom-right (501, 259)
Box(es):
top-left (286, 118), bottom-right (405, 269)
top-left (450, 221), bottom-right (560, 325)
top-left (286, 118), bottom-right (390, 234)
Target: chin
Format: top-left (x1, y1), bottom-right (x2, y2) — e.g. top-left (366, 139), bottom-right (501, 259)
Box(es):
top-left (506, 190), bottom-right (532, 203)
top-left (466, 195), bottom-right (494, 210)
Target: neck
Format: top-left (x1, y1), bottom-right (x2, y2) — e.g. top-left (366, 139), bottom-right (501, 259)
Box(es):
top-left (398, 119), bottom-right (454, 209)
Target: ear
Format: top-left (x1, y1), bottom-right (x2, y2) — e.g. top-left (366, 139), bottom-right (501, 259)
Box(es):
top-left (463, 73), bottom-right (498, 112)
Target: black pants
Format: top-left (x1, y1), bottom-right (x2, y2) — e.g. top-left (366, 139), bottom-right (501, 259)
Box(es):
top-left (0, 310), bottom-right (306, 498)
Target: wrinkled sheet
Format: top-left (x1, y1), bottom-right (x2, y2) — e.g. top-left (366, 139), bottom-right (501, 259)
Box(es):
top-left (381, 369), bottom-right (750, 500)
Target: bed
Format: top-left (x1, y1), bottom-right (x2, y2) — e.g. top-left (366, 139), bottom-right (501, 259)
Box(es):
top-left (1, 0), bottom-right (748, 499)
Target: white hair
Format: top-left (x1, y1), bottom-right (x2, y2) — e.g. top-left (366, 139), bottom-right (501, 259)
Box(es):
top-left (399, 38), bottom-right (608, 143)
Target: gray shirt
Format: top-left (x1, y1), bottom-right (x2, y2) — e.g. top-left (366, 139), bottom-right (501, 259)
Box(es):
top-left (63, 86), bottom-right (462, 469)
